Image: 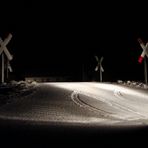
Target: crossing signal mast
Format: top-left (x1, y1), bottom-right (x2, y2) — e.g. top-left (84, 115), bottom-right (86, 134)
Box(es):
top-left (0, 33), bottom-right (13, 83)
top-left (137, 38), bottom-right (148, 84)
top-left (94, 56), bottom-right (104, 82)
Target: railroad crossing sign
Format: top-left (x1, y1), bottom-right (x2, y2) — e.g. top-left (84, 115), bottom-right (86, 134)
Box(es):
top-left (0, 33), bottom-right (13, 83)
top-left (94, 56), bottom-right (104, 82)
top-left (137, 38), bottom-right (148, 84)
top-left (138, 38), bottom-right (148, 63)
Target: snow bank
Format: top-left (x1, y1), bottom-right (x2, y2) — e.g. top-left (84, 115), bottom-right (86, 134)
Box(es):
top-left (117, 80), bottom-right (148, 89)
top-left (0, 80), bottom-right (38, 106)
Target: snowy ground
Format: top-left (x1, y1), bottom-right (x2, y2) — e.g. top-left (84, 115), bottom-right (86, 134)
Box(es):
top-left (0, 80), bottom-right (147, 107)
top-left (117, 80), bottom-right (148, 89)
top-left (0, 81), bottom-right (148, 147)
top-left (0, 80), bottom-right (37, 106)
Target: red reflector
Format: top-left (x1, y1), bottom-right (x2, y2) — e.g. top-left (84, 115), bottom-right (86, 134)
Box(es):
top-left (138, 56), bottom-right (143, 63)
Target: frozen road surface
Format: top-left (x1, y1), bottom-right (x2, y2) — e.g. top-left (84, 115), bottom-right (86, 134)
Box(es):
top-left (0, 82), bottom-right (148, 125)
top-left (0, 82), bottom-right (148, 146)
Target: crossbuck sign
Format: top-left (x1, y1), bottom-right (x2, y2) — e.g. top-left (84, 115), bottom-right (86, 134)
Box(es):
top-left (0, 33), bottom-right (13, 83)
top-left (137, 38), bottom-right (148, 84)
top-left (138, 38), bottom-right (148, 63)
top-left (94, 56), bottom-right (104, 82)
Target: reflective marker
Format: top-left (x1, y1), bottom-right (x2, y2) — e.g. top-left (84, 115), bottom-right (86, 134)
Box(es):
top-left (138, 55), bottom-right (144, 63)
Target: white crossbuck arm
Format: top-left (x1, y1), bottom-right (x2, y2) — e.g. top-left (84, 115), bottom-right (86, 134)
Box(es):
top-left (138, 38), bottom-right (148, 63)
top-left (0, 33), bottom-right (13, 61)
top-left (94, 56), bottom-right (104, 72)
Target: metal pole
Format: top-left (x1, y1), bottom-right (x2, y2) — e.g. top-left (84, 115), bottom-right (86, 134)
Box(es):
top-left (1, 53), bottom-right (4, 83)
top-left (100, 64), bottom-right (102, 82)
top-left (6, 59), bottom-right (9, 80)
top-left (144, 57), bottom-right (147, 84)
top-left (82, 62), bottom-right (85, 81)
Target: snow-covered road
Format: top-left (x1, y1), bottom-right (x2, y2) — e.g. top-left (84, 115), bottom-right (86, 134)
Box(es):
top-left (51, 82), bottom-right (148, 124)
top-left (0, 82), bottom-right (148, 126)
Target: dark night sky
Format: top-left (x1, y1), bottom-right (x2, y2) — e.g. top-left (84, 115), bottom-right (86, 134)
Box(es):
top-left (1, 1), bottom-right (148, 82)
